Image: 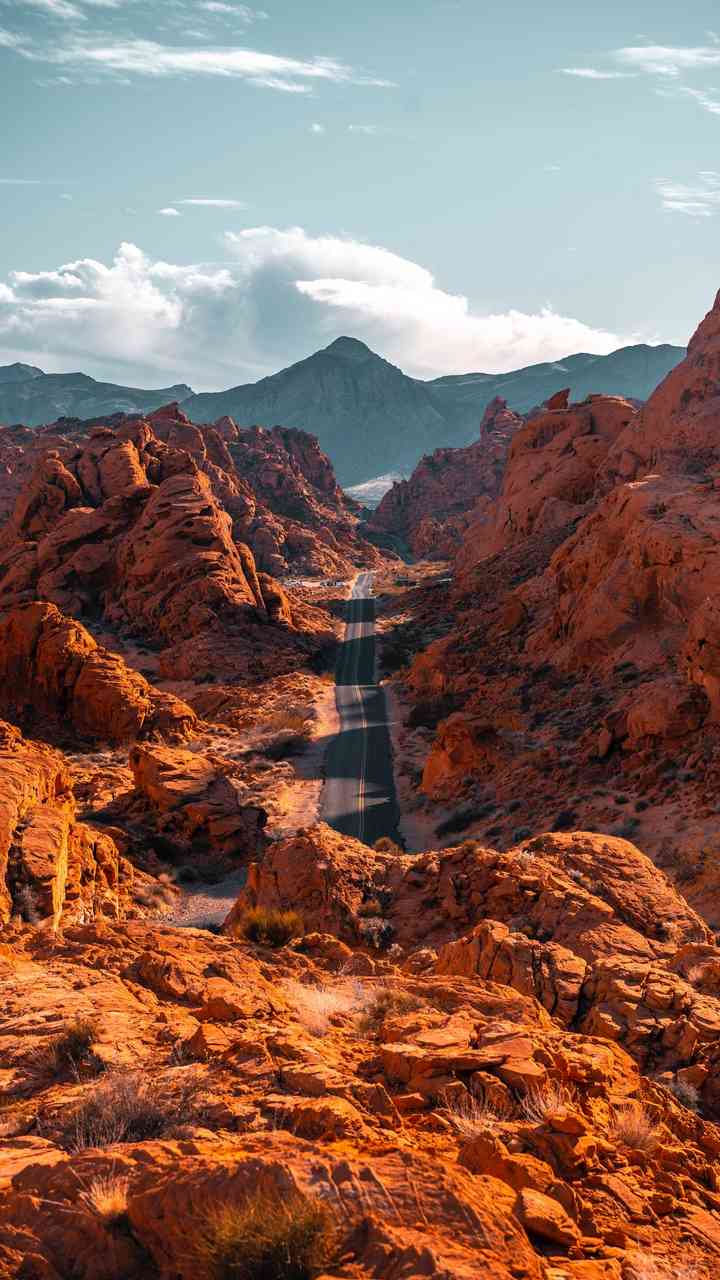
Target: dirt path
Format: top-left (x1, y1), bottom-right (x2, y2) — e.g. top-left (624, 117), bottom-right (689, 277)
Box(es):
top-left (161, 869), bottom-right (247, 930)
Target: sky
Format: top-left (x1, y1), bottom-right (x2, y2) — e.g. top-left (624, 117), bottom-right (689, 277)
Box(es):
top-left (1, 0), bottom-right (719, 390)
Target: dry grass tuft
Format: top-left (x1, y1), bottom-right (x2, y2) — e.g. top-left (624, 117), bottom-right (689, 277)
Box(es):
top-left (520, 1080), bottom-right (575, 1124)
top-left (285, 980), bottom-right (362, 1037)
top-left (61, 1071), bottom-right (197, 1152)
top-left (442, 1092), bottom-right (512, 1138)
top-left (626, 1253), bottom-right (705, 1280)
top-left (78, 1172), bottom-right (130, 1229)
top-left (191, 1189), bottom-right (339, 1280)
top-left (356, 987), bottom-right (424, 1036)
top-left (240, 907), bottom-right (304, 948)
top-left (44, 1016), bottom-right (101, 1078)
top-left (609, 1101), bottom-right (659, 1153)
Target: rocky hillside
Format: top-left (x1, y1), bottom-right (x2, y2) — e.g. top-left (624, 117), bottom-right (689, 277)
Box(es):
top-left (386, 288), bottom-right (720, 930)
top-left (368, 395), bottom-right (524, 557)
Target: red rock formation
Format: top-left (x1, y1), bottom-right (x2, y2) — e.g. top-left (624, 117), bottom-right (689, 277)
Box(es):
top-left (0, 719), bottom-right (140, 925)
top-left (0, 601), bottom-right (196, 744)
top-left (369, 396), bottom-right (523, 558)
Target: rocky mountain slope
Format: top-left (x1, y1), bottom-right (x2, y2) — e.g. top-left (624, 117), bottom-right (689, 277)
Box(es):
top-left (2, 339), bottom-right (685, 486)
top-left (385, 288), bottom-right (720, 930)
top-left (0, 365), bottom-right (193, 427)
top-left (368, 395), bottom-right (524, 557)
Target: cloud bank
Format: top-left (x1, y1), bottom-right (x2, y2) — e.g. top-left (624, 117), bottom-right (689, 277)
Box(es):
top-left (0, 228), bottom-right (628, 389)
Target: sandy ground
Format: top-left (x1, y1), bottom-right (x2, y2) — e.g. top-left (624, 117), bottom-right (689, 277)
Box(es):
top-left (161, 870), bottom-right (247, 930)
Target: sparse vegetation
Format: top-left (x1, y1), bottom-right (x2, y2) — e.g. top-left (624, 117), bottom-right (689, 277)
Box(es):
top-left (239, 907), bottom-right (304, 948)
top-left (44, 1016), bottom-right (101, 1078)
top-left (78, 1172), bottom-right (130, 1229)
top-left (357, 987), bottom-right (424, 1035)
top-left (666, 1078), bottom-right (701, 1112)
top-left (61, 1071), bottom-right (197, 1151)
top-left (441, 1091), bottom-right (511, 1138)
top-left (435, 807), bottom-right (487, 838)
top-left (191, 1189), bottom-right (339, 1280)
top-left (610, 1102), bottom-right (659, 1153)
top-left (520, 1080), bottom-right (575, 1124)
top-left (372, 836), bottom-right (403, 854)
top-left (285, 980), bottom-right (361, 1036)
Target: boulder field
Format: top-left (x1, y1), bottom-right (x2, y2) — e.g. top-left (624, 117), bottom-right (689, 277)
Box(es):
top-left (2, 822), bottom-right (720, 1277)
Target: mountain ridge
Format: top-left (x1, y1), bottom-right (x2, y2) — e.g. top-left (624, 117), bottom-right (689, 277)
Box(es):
top-left (0, 337), bottom-right (685, 484)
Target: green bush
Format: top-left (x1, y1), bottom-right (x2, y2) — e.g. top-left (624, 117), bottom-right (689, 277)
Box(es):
top-left (192, 1190), bottom-right (339, 1280)
top-left (240, 907), bottom-right (303, 948)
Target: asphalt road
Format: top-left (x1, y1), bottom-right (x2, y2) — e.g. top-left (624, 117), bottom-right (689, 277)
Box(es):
top-left (322, 571), bottom-right (402, 846)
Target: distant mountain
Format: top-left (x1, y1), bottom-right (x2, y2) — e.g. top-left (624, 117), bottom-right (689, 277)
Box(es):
top-left (0, 366), bottom-right (194, 427)
top-left (184, 337), bottom-right (685, 483)
top-left (184, 337), bottom-right (452, 486)
top-left (1, 338), bottom-right (686, 485)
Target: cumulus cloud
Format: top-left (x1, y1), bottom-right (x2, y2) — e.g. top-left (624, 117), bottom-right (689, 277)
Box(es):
top-left (310, 122), bottom-right (325, 133)
top-left (158, 207), bottom-right (181, 216)
top-left (0, 230), bottom-right (629, 390)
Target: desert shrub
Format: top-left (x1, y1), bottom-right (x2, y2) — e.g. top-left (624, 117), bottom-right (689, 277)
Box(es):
top-left (610, 1102), bottom-right (659, 1153)
top-left (442, 1092), bottom-right (511, 1138)
top-left (666, 1078), bottom-right (701, 1112)
top-left (45, 1016), bottom-right (101, 1078)
top-left (357, 987), bottom-right (424, 1035)
top-left (62, 1071), bottom-right (196, 1152)
top-left (78, 1172), bottom-right (130, 1228)
top-left (435, 807), bottom-right (487, 838)
top-left (357, 897), bottom-right (383, 918)
top-left (285, 980), bottom-right (361, 1037)
top-left (191, 1189), bottom-right (339, 1280)
top-left (240, 908), bottom-right (303, 948)
top-left (263, 733), bottom-right (311, 761)
top-left (520, 1080), bottom-right (574, 1124)
top-left (372, 836), bottom-right (403, 854)
top-left (553, 809), bottom-right (577, 831)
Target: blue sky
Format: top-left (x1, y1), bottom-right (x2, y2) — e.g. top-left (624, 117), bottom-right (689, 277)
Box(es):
top-left (1, 0), bottom-right (719, 389)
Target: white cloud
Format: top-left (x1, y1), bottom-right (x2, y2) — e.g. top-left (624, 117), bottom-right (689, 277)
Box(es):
top-left (6, 33), bottom-right (394, 92)
top-left (14, 0), bottom-right (85, 19)
top-left (178, 197), bottom-right (246, 208)
top-left (200, 2), bottom-right (268, 17)
top-left (561, 67), bottom-right (632, 80)
top-left (656, 171), bottom-right (720, 216)
top-left (158, 207), bottom-right (181, 216)
top-left (60, 192), bottom-right (73, 200)
top-left (615, 44), bottom-right (720, 77)
top-left (678, 85), bottom-right (720, 114)
top-left (347, 123), bottom-right (380, 134)
top-left (310, 121), bottom-right (325, 133)
top-left (0, 230), bottom-right (630, 390)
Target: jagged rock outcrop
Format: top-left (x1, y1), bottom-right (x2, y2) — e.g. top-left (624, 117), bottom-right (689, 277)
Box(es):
top-left (0, 601), bottom-right (196, 744)
top-left (0, 719), bottom-right (140, 926)
top-left (455, 394), bottom-right (637, 573)
top-left (369, 396), bottom-right (523, 557)
top-left (0, 417), bottom-right (339, 680)
top-left (393, 291), bottom-right (720, 927)
top-left (128, 742), bottom-right (268, 868)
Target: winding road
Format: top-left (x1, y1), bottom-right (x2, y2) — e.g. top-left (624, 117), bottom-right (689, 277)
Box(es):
top-left (322, 571), bottom-right (402, 846)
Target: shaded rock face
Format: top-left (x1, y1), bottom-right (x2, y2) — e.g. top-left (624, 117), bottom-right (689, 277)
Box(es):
top-left (0, 601), bottom-right (196, 745)
top-left (369, 396), bottom-right (524, 558)
top-left (396, 288), bottom-right (720, 924)
top-left (0, 719), bottom-right (135, 926)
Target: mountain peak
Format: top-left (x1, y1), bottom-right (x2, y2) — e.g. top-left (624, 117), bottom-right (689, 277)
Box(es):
top-left (322, 336), bottom-right (375, 361)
